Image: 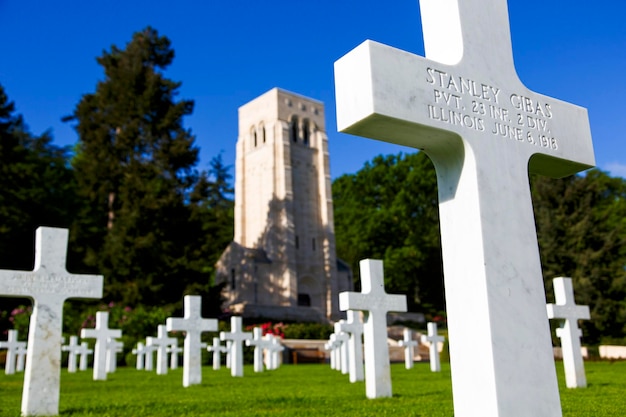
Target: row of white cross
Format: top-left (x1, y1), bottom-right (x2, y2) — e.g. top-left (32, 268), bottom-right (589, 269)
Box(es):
top-left (130, 317), bottom-right (284, 376)
top-left (0, 0), bottom-right (600, 414)
top-left (332, 259), bottom-right (591, 399)
top-left (70, 299), bottom-right (285, 386)
top-left (326, 316), bottom-right (445, 381)
top-left (1, 309), bottom-right (285, 383)
top-left (132, 328), bottom-right (182, 373)
top-left (0, 228), bottom-right (593, 416)
top-left (0, 330), bottom-right (27, 374)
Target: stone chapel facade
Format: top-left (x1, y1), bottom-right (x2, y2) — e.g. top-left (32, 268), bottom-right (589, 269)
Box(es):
top-left (215, 88), bottom-right (353, 322)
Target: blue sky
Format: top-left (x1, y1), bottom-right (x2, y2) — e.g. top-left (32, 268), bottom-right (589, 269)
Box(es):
top-left (1, 0), bottom-right (625, 179)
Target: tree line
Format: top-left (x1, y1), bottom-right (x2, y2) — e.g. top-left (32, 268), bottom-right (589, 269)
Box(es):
top-left (333, 152), bottom-right (626, 345)
top-left (1, 27), bottom-right (625, 345)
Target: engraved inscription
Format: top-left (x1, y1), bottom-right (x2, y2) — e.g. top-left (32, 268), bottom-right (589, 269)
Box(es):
top-left (3, 273), bottom-right (100, 297)
top-left (425, 67), bottom-right (559, 150)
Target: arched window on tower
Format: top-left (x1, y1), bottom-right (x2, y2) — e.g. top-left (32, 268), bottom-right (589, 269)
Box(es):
top-left (253, 128), bottom-right (258, 148)
top-left (302, 119), bottom-right (310, 146)
top-left (261, 125), bottom-right (266, 143)
top-left (290, 116), bottom-right (299, 143)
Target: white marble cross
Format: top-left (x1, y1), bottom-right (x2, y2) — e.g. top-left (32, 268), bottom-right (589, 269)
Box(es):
top-left (143, 343), bottom-right (157, 372)
top-left (327, 333), bottom-right (341, 371)
top-left (76, 342), bottom-right (92, 371)
top-left (0, 227), bottom-right (103, 416)
top-left (225, 340), bottom-right (232, 369)
top-left (333, 322), bottom-right (350, 375)
top-left (264, 334), bottom-right (284, 370)
top-left (168, 342), bottom-right (182, 370)
top-left (166, 295), bottom-right (217, 387)
top-left (207, 337), bottom-right (229, 370)
top-left (335, 0), bottom-right (595, 414)
top-left (398, 328), bottom-right (418, 370)
top-left (245, 327), bottom-right (272, 372)
top-left (547, 277), bottom-right (591, 388)
top-left (105, 338), bottom-right (123, 373)
top-left (421, 322), bottom-right (444, 372)
top-left (15, 343), bottom-right (27, 372)
top-left (220, 316), bottom-right (252, 377)
top-left (339, 259), bottom-right (407, 398)
top-left (81, 311), bottom-right (122, 381)
top-left (147, 324), bottom-right (176, 375)
top-left (61, 335), bottom-right (82, 373)
top-left (1, 329), bottom-right (23, 375)
top-left (337, 310), bottom-right (364, 382)
top-left (324, 338), bottom-right (337, 370)
top-left (132, 342), bottom-right (147, 370)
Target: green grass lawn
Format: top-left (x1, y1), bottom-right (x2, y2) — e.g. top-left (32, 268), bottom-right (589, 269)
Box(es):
top-left (1, 361), bottom-right (625, 416)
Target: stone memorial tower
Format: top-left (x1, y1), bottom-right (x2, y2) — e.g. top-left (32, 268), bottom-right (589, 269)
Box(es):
top-left (215, 88), bottom-right (352, 322)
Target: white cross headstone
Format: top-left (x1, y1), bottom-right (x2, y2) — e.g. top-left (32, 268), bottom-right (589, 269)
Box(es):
top-left (77, 342), bottom-right (92, 371)
top-left (0, 227), bottom-right (103, 416)
top-left (132, 342), bottom-right (147, 370)
top-left (264, 334), bottom-right (284, 370)
top-left (15, 343), bottom-right (27, 372)
top-left (207, 337), bottom-right (229, 370)
top-left (333, 322), bottom-right (350, 375)
top-left (220, 316), bottom-right (252, 377)
top-left (105, 338), bottom-right (123, 373)
top-left (80, 311), bottom-right (122, 381)
top-left (421, 322), bottom-right (445, 372)
top-left (246, 327), bottom-right (272, 373)
top-left (398, 328), bottom-right (418, 370)
top-left (337, 310), bottom-right (364, 382)
top-left (324, 338), bottom-right (337, 370)
top-left (225, 340), bottom-right (232, 369)
top-left (546, 277), bottom-right (591, 388)
top-left (1, 329), bottom-right (23, 375)
top-left (166, 295), bottom-right (217, 387)
top-left (339, 259), bottom-right (407, 398)
top-left (147, 324), bottom-right (176, 375)
top-left (335, 0), bottom-right (595, 414)
top-left (143, 343), bottom-right (157, 372)
top-left (61, 335), bottom-right (82, 373)
top-left (168, 342), bottom-right (182, 370)
top-left (327, 333), bottom-right (341, 371)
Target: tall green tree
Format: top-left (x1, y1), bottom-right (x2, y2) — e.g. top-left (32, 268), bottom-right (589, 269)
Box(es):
top-left (532, 170), bottom-right (626, 344)
top-left (187, 154), bottom-right (234, 278)
top-left (67, 28), bottom-right (209, 306)
top-left (333, 152), bottom-right (444, 314)
top-left (0, 83), bottom-right (76, 270)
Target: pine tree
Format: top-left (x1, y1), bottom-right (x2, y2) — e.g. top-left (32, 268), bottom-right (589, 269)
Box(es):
top-left (67, 28), bottom-right (205, 306)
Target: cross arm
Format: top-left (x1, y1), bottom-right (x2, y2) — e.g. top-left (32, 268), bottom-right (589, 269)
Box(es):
top-left (334, 40), bottom-right (594, 178)
top-left (0, 271), bottom-right (103, 301)
top-left (335, 40), bottom-right (454, 152)
top-left (166, 317), bottom-right (187, 332)
top-left (547, 304), bottom-right (590, 321)
top-left (339, 291), bottom-right (407, 314)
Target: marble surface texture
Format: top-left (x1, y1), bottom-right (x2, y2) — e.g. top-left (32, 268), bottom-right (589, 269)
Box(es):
top-left (0, 227), bottom-right (103, 416)
top-left (339, 259), bottom-right (407, 399)
top-left (220, 316), bottom-right (252, 377)
top-left (547, 277), bottom-right (590, 388)
top-left (166, 295), bottom-right (217, 387)
top-left (334, 0), bottom-right (595, 414)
